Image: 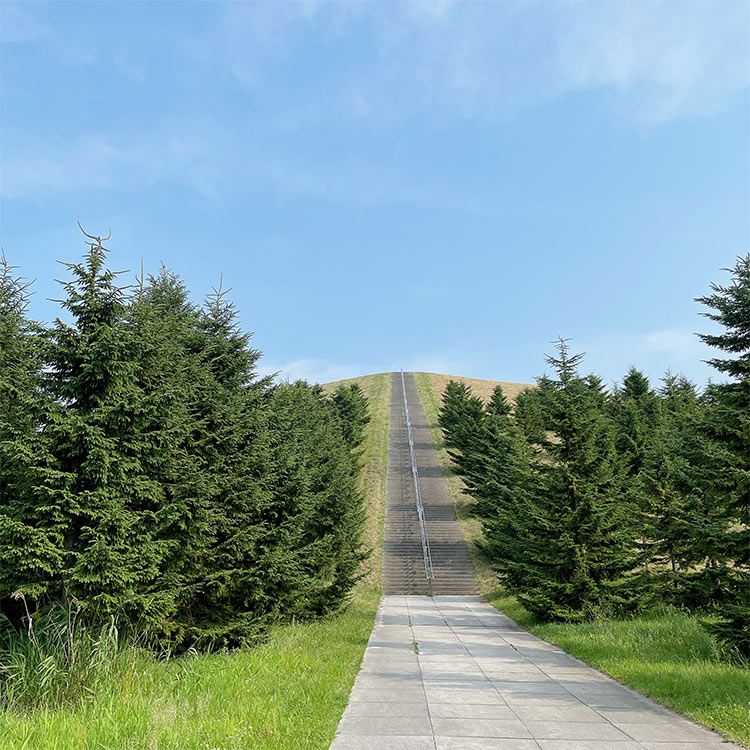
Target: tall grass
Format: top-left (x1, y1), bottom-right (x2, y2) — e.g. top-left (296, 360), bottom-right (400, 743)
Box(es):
top-left (0, 587), bottom-right (380, 749)
top-left (0, 598), bottom-right (146, 713)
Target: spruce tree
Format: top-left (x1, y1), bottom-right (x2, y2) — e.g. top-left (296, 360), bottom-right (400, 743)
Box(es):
top-left (493, 341), bottom-right (639, 621)
top-left (41, 230), bottom-right (181, 626)
top-left (168, 280), bottom-right (273, 646)
top-left (695, 254), bottom-right (750, 657)
top-left (0, 256), bottom-right (65, 620)
top-left (467, 385), bottom-right (518, 520)
top-left (330, 383), bottom-right (370, 455)
top-left (264, 382), bottom-right (366, 618)
top-left (610, 367), bottom-right (657, 477)
top-left (438, 380), bottom-right (486, 454)
top-left (639, 374), bottom-right (708, 599)
top-left (513, 375), bottom-right (557, 444)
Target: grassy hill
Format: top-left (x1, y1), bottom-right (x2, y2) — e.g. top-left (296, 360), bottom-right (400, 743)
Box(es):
top-left (415, 371), bottom-right (532, 404)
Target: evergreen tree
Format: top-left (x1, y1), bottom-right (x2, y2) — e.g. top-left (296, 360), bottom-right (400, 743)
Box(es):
top-left (487, 384), bottom-right (511, 418)
top-left (513, 387), bottom-right (546, 444)
top-left (264, 382), bottom-right (366, 619)
top-left (467, 385), bottom-right (518, 520)
top-left (1, 230), bottom-right (369, 651)
top-left (610, 367), bottom-right (657, 478)
top-left (41, 230), bottom-right (182, 626)
top-left (330, 383), bottom-right (370, 455)
top-left (0, 256), bottom-right (65, 620)
top-left (514, 375), bottom-right (557, 444)
top-left (153, 278), bottom-right (274, 646)
top-left (438, 380), bottom-right (486, 454)
top-left (695, 254), bottom-right (750, 657)
top-left (490, 341), bottom-right (639, 621)
top-left (639, 374), bottom-right (707, 599)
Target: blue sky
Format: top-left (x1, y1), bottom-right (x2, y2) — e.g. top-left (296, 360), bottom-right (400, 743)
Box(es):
top-left (1, 1), bottom-right (748, 387)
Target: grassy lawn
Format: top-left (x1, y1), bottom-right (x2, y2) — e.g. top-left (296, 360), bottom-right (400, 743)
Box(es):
top-left (0, 587), bottom-right (380, 750)
top-left (1, 374), bottom-right (391, 750)
top-left (414, 371), bottom-right (750, 748)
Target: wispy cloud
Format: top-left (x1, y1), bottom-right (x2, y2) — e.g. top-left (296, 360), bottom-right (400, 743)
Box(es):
top-left (556, 1), bottom-right (750, 123)
top-left (1, 118), bottom-right (489, 213)
top-left (3, 1), bottom-right (746, 205)
top-left (201, 0), bottom-right (749, 126)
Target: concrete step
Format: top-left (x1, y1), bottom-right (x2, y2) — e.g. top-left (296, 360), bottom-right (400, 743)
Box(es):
top-left (382, 372), bottom-right (478, 596)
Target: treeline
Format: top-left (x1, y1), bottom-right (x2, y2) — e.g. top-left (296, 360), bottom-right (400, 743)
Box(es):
top-left (439, 255), bottom-right (749, 659)
top-left (0, 231), bottom-right (369, 649)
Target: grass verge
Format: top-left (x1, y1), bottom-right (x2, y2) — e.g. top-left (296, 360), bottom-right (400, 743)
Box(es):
top-left (0, 587), bottom-right (380, 750)
top-left (1, 374), bottom-right (392, 749)
top-left (414, 370), bottom-right (750, 748)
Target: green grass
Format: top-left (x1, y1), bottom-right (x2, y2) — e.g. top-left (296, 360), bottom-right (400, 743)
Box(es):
top-left (414, 371), bottom-right (750, 748)
top-left (1, 374), bottom-right (392, 749)
top-left (0, 587), bottom-right (380, 750)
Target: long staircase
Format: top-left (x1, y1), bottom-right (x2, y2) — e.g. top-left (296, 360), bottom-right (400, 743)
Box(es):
top-left (381, 371), bottom-right (478, 595)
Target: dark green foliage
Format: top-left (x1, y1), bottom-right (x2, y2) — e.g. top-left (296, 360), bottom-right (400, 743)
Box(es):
top-left (466, 385), bottom-right (521, 521)
top-left (40, 237), bottom-right (188, 627)
top-left (265, 383), bottom-right (366, 617)
top-left (513, 375), bottom-right (556, 444)
top-left (441, 341), bottom-right (641, 622)
top-left (695, 254), bottom-right (750, 658)
top-left (500, 341), bottom-right (639, 620)
top-left (610, 367), bottom-right (657, 477)
top-left (639, 375), bottom-right (709, 599)
top-left (438, 380), bottom-right (486, 453)
top-left (330, 383), bottom-right (370, 455)
top-left (0, 231), bottom-right (367, 652)
top-left (0, 257), bottom-right (65, 616)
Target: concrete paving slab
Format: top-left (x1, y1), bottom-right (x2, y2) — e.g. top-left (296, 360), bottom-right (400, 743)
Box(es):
top-left (613, 721), bottom-right (728, 743)
top-left (425, 687), bottom-right (505, 705)
top-left (330, 735), bottom-right (435, 749)
top-left (435, 740), bottom-right (540, 750)
top-left (330, 597), bottom-right (742, 749)
top-left (536, 742), bottom-right (643, 750)
top-left (342, 702), bottom-right (431, 718)
top-left (336, 715), bottom-right (433, 735)
top-left (348, 687), bottom-right (426, 703)
top-left (639, 744), bottom-right (731, 749)
top-left (524, 721), bottom-right (633, 741)
top-left (430, 717), bottom-right (532, 738)
top-left (429, 703), bottom-right (519, 719)
top-left (510, 704), bottom-right (607, 723)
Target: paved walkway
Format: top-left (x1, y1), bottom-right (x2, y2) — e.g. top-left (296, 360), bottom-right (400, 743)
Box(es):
top-left (331, 595), bottom-right (737, 749)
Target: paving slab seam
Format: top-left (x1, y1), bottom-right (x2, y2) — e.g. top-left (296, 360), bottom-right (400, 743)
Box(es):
top-left (406, 596), bottom-right (439, 750)
top-left (430, 597), bottom-right (576, 748)
top-left (432, 597), bottom-right (655, 750)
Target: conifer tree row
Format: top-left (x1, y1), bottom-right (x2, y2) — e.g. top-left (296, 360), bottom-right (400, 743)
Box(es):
top-left (439, 255), bottom-right (749, 657)
top-left (0, 231), bottom-right (368, 649)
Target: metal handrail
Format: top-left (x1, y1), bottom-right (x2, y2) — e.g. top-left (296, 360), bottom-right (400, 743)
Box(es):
top-left (401, 370), bottom-right (435, 580)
